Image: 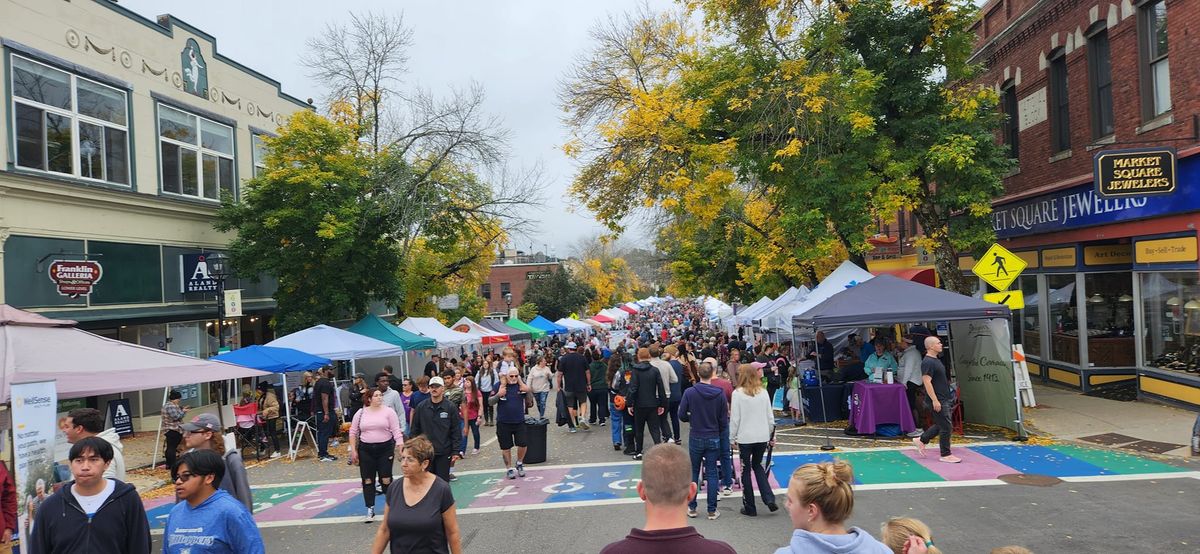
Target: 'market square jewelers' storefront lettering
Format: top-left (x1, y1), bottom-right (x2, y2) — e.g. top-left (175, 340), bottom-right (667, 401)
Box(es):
top-left (1094, 147), bottom-right (1177, 198)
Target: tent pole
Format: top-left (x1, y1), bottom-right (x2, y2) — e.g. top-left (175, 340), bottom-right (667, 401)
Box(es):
top-left (813, 330), bottom-right (835, 451)
top-left (150, 385), bottom-right (170, 470)
top-left (1007, 318), bottom-right (1029, 442)
top-left (281, 373), bottom-right (295, 454)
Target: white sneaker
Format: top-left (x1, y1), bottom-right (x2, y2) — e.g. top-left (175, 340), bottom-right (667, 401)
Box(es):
top-left (720, 487), bottom-right (734, 498)
top-left (365, 507), bottom-right (375, 523)
top-left (270, 451), bottom-right (281, 459)
top-left (707, 510), bottom-right (721, 520)
top-left (578, 420), bottom-right (590, 430)
top-left (687, 509), bottom-right (698, 518)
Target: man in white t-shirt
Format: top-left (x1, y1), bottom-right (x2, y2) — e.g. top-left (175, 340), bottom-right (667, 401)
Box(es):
top-left (898, 334), bottom-right (926, 437)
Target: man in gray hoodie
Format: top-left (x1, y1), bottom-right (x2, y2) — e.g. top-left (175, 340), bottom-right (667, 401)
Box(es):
top-left (63, 408), bottom-right (126, 481)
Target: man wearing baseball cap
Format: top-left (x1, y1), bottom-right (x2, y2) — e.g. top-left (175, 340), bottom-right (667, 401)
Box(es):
top-left (556, 341), bottom-right (592, 431)
top-left (181, 413), bottom-right (252, 511)
top-left (406, 376), bottom-right (462, 482)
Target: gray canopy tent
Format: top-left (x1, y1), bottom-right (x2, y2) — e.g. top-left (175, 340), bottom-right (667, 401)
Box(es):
top-left (792, 275), bottom-right (1024, 436)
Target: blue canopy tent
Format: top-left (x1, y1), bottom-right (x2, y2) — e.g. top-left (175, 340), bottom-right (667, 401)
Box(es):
top-left (210, 345), bottom-right (332, 460)
top-left (528, 315), bottom-right (569, 336)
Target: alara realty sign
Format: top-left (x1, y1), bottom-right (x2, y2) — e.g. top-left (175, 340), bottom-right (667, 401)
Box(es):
top-left (47, 260), bottom-right (102, 297)
top-left (1094, 147), bottom-right (1176, 198)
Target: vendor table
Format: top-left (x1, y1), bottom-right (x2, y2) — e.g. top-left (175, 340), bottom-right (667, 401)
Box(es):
top-left (849, 382), bottom-right (915, 435)
top-left (801, 383), bottom-right (847, 423)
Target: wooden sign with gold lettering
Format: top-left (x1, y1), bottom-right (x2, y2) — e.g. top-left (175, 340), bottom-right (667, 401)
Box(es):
top-left (1094, 147), bottom-right (1176, 198)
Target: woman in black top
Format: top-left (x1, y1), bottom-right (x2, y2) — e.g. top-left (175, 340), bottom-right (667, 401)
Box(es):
top-left (371, 436), bottom-right (462, 554)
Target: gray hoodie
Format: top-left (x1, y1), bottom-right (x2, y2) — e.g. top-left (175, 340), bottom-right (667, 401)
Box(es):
top-left (773, 527), bottom-right (892, 554)
top-left (97, 428), bottom-right (126, 481)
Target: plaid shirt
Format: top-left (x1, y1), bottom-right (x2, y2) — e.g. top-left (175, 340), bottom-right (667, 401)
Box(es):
top-left (162, 402), bottom-right (186, 433)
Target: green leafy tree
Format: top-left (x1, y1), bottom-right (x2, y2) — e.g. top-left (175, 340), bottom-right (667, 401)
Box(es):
top-left (215, 112), bottom-right (402, 333)
top-left (523, 267), bottom-right (597, 321)
top-left (516, 302), bottom-right (539, 321)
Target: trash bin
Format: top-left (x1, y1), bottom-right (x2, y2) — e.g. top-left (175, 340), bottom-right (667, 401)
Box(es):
top-left (524, 417), bottom-right (549, 464)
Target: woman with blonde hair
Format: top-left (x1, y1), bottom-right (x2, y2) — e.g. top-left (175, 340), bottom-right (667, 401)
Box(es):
top-left (880, 517), bottom-right (941, 554)
top-left (774, 461), bottom-right (890, 553)
top-left (731, 365), bottom-right (777, 516)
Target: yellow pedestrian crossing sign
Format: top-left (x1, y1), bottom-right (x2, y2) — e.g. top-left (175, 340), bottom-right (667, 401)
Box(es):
top-left (972, 243), bottom-right (1026, 291)
top-left (984, 290), bottom-right (1025, 310)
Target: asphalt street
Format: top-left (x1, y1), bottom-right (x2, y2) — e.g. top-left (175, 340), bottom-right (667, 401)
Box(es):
top-left (152, 392), bottom-right (1200, 553)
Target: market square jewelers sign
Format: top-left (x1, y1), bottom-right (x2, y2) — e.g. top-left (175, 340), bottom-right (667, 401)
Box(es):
top-left (1094, 147), bottom-right (1176, 198)
top-left (12, 381), bottom-right (58, 548)
top-left (949, 319), bottom-right (1019, 432)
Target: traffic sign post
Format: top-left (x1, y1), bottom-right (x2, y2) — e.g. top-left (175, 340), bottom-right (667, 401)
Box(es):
top-left (984, 290), bottom-right (1025, 310)
top-left (972, 243), bottom-right (1027, 292)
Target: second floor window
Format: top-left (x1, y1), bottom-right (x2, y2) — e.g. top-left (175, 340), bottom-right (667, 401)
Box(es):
top-left (1000, 81), bottom-right (1019, 161)
top-left (11, 55), bottom-right (129, 185)
top-left (1140, 0), bottom-right (1170, 119)
top-left (500, 282), bottom-right (511, 297)
top-left (158, 104), bottom-right (235, 201)
top-left (1087, 28), bottom-right (1115, 138)
top-left (251, 133), bottom-right (268, 178)
top-left (480, 283), bottom-right (491, 300)
top-left (1048, 49), bottom-right (1070, 152)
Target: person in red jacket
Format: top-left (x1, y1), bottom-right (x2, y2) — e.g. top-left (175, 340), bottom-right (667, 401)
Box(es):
top-left (0, 460), bottom-right (14, 550)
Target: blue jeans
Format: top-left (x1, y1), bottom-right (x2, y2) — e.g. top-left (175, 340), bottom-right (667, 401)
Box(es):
top-left (459, 418), bottom-right (480, 452)
top-left (315, 411), bottom-right (332, 457)
top-left (535, 391), bottom-right (549, 419)
top-left (688, 436), bottom-right (721, 514)
top-left (719, 429), bottom-right (733, 488)
top-left (609, 399), bottom-right (624, 445)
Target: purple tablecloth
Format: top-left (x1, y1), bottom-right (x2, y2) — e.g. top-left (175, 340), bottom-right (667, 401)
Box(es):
top-left (849, 382), bottom-right (915, 435)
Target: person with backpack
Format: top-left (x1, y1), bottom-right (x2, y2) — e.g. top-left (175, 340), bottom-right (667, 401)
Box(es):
top-left (181, 413), bottom-right (253, 511)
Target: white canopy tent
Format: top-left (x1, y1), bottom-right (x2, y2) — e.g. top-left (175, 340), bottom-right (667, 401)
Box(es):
top-left (733, 296), bottom-right (773, 327)
top-left (450, 317), bottom-right (511, 346)
top-left (399, 317), bottom-right (480, 349)
top-left (785, 261), bottom-right (877, 339)
top-left (756, 286), bottom-right (814, 335)
top-left (601, 308), bottom-right (629, 321)
top-left (623, 302), bottom-right (642, 313)
top-left (751, 286), bottom-right (809, 328)
top-left (556, 318), bottom-right (593, 334)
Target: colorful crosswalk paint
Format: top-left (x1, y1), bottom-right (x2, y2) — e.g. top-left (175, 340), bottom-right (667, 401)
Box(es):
top-left (143, 443), bottom-right (1192, 529)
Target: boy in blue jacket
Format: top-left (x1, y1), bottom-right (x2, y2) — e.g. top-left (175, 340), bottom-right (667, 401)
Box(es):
top-left (164, 449), bottom-right (264, 554)
top-left (30, 436), bottom-right (150, 554)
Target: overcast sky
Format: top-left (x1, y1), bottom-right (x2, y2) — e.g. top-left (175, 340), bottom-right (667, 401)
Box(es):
top-left (118, 0), bottom-right (672, 257)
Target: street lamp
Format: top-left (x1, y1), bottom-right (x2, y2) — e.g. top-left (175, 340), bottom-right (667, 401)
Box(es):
top-left (207, 252), bottom-right (232, 350)
top-left (504, 292), bottom-right (513, 318)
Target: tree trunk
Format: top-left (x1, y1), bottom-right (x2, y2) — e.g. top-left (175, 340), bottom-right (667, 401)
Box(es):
top-left (913, 191), bottom-right (974, 295)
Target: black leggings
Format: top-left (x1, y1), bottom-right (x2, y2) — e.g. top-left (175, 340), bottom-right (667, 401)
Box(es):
top-left (481, 390), bottom-right (493, 423)
top-left (165, 430), bottom-right (183, 478)
top-left (262, 418), bottom-right (281, 453)
top-left (358, 440), bottom-right (395, 507)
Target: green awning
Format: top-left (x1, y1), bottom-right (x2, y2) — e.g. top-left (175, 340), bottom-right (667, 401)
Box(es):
top-left (348, 314), bottom-right (437, 350)
top-left (506, 318), bottom-right (546, 339)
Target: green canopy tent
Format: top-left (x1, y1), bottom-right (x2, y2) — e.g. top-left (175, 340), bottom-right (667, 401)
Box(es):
top-left (506, 317), bottom-right (546, 340)
top-left (348, 314), bottom-right (437, 378)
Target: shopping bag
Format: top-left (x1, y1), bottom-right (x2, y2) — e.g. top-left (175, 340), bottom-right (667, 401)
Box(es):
top-left (772, 388), bottom-right (785, 411)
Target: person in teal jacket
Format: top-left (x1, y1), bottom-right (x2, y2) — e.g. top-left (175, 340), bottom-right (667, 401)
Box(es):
top-left (164, 449), bottom-right (264, 554)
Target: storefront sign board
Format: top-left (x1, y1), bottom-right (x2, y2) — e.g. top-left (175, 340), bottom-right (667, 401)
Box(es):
top-left (47, 259), bottom-right (102, 297)
top-left (1082, 244), bottom-right (1132, 266)
top-left (1041, 247), bottom-right (1077, 268)
top-left (181, 253), bottom-right (220, 293)
top-left (1014, 250), bottom-right (1039, 269)
top-left (972, 243), bottom-right (1027, 291)
top-left (1094, 147), bottom-right (1176, 198)
top-left (224, 289), bottom-right (243, 317)
top-left (1135, 236), bottom-right (1198, 264)
top-left (993, 153), bottom-right (1200, 239)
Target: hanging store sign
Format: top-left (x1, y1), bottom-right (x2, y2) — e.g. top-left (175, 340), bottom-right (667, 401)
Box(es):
top-left (47, 260), bottom-right (102, 298)
top-left (1094, 147), bottom-right (1176, 198)
top-left (181, 253), bottom-right (220, 293)
top-left (992, 152), bottom-right (1200, 239)
top-left (1135, 236), bottom-right (1198, 264)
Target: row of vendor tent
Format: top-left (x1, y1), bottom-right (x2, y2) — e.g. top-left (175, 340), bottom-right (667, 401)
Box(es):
top-left (726, 260), bottom-right (876, 336)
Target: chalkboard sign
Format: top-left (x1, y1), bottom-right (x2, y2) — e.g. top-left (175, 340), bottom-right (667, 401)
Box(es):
top-left (107, 399), bottom-right (135, 438)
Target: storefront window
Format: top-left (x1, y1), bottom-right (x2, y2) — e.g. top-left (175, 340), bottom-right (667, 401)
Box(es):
top-left (1083, 272), bottom-right (1135, 367)
top-left (1047, 274), bottom-right (1080, 364)
top-left (1016, 275), bottom-right (1041, 356)
top-left (1141, 272), bottom-right (1200, 372)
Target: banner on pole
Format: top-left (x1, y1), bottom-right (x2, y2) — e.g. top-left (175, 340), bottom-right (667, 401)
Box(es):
top-left (12, 380), bottom-right (58, 548)
top-left (949, 320), bottom-right (1019, 431)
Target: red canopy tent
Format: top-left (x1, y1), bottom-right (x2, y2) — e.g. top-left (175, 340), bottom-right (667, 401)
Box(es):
top-left (618, 305), bottom-right (638, 314)
top-left (592, 313), bottom-right (615, 323)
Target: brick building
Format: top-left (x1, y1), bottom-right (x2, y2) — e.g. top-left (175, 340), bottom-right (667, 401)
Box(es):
top-left (480, 250), bottom-right (562, 315)
top-left (971, 0), bottom-right (1200, 407)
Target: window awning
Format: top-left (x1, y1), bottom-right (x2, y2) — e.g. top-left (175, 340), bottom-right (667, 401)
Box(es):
top-left (872, 268), bottom-right (936, 287)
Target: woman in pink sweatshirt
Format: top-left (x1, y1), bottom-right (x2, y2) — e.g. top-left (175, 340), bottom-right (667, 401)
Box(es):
top-left (350, 389), bottom-right (405, 523)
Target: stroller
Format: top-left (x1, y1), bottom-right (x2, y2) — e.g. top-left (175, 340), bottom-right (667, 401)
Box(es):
top-left (232, 398), bottom-right (269, 461)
